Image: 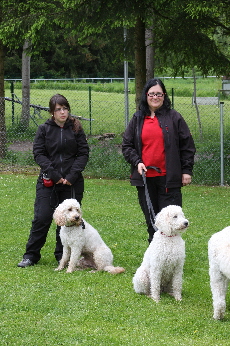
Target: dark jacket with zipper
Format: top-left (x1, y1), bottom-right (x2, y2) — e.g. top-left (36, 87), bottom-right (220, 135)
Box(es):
top-left (33, 118), bottom-right (89, 185)
top-left (122, 108), bottom-right (196, 188)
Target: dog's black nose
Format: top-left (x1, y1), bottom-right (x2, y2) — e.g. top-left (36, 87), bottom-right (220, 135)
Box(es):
top-left (184, 221), bottom-right (188, 227)
top-left (75, 216), bottom-right (80, 220)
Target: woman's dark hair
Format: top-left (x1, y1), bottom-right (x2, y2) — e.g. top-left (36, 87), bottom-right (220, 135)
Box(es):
top-left (49, 93), bottom-right (82, 132)
top-left (49, 94), bottom-right (71, 114)
top-left (139, 78), bottom-right (171, 115)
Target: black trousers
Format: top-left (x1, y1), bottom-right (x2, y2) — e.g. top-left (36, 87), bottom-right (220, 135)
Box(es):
top-left (136, 176), bottom-right (182, 243)
top-left (23, 179), bottom-right (83, 263)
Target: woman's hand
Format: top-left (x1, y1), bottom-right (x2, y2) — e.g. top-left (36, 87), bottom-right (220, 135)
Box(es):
top-left (62, 179), bottom-right (72, 186)
top-left (137, 163), bottom-right (147, 175)
top-left (56, 178), bottom-right (72, 185)
top-left (56, 178), bottom-right (64, 184)
top-left (182, 174), bottom-right (191, 186)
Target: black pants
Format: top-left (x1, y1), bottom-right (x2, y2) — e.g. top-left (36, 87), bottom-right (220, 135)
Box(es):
top-left (23, 179), bottom-right (83, 263)
top-left (136, 176), bottom-right (182, 243)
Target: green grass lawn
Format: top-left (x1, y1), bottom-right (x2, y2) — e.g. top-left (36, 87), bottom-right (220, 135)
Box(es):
top-left (1, 174), bottom-right (230, 345)
top-left (4, 77), bottom-right (229, 138)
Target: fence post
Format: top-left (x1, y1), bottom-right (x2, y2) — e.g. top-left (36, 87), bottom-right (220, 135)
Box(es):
top-left (89, 86), bottom-right (92, 135)
top-left (10, 81), bottom-right (15, 125)
top-left (171, 88), bottom-right (174, 109)
top-left (220, 101), bottom-right (224, 186)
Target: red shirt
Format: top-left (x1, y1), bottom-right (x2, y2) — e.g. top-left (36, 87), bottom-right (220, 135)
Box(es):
top-left (141, 116), bottom-right (166, 177)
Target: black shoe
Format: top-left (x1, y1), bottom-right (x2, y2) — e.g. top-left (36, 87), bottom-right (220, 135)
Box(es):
top-left (17, 258), bottom-right (34, 268)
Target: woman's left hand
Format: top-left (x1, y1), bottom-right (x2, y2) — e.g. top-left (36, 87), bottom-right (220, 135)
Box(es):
top-left (182, 174), bottom-right (191, 186)
top-left (62, 179), bottom-right (72, 186)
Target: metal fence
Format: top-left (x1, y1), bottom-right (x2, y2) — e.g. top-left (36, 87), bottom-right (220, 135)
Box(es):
top-left (1, 82), bottom-right (230, 185)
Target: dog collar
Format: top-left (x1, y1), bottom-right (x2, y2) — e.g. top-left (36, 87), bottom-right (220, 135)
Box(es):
top-left (160, 232), bottom-right (177, 237)
top-left (66, 220), bottom-right (85, 228)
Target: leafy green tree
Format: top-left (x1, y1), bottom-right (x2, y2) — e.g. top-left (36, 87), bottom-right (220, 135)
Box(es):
top-left (61, 0), bottom-right (230, 103)
top-left (1, 0), bottom-right (230, 107)
top-left (0, 5), bottom-right (6, 158)
top-left (156, 1), bottom-right (230, 76)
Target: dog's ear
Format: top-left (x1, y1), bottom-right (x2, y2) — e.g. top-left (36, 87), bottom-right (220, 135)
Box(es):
top-left (53, 206), bottom-right (66, 226)
top-left (155, 208), bottom-right (172, 236)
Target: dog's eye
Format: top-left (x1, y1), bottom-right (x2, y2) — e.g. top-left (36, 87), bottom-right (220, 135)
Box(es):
top-left (173, 215), bottom-right (177, 219)
top-left (68, 207), bottom-right (72, 211)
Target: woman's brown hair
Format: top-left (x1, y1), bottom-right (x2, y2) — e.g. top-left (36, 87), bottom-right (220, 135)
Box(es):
top-left (49, 94), bottom-right (82, 133)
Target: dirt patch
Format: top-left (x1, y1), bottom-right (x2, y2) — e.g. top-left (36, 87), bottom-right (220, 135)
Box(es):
top-left (8, 141), bottom-right (33, 152)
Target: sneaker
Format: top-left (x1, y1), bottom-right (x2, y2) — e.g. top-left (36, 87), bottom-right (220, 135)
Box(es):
top-left (17, 258), bottom-right (34, 268)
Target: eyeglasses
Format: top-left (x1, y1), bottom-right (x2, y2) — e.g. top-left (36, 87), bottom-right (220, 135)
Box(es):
top-left (54, 107), bottom-right (68, 112)
top-left (147, 92), bottom-right (165, 98)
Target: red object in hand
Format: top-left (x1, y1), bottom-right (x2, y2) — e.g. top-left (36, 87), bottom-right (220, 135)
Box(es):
top-left (42, 173), bottom-right (54, 187)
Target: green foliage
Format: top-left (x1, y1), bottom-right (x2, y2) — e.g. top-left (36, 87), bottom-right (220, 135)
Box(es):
top-left (1, 134), bottom-right (228, 185)
top-left (1, 175), bottom-right (230, 345)
top-left (6, 124), bottom-right (37, 140)
top-left (1, 0), bottom-right (230, 78)
top-left (4, 149), bottom-right (35, 166)
top-left (85, 138), bottom-right (130, 179)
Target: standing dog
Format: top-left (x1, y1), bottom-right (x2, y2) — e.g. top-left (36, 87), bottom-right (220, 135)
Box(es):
top-left (133, 205), bottom-right (189, 302)
top-left (53, 199), bottom-right (125, 274)
top-left (208, 226), bottom-right (230, 319)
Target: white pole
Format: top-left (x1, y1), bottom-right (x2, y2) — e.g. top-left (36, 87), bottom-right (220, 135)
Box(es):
top-left (220, 102), bottom-right (224, 186)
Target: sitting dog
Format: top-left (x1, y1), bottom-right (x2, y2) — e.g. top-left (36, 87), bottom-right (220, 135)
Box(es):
top-left (208, 226), bottom-right (230, 320)
top-left (133, 205), bottom-right (189, 302)
top-left (53, 198), bottom-right (125, 274)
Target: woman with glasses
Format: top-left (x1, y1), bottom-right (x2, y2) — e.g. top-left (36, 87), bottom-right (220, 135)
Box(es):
top-left (122, 78), bottom-right (195, 243)
top-left (18, 94), bottom-right (89, 267)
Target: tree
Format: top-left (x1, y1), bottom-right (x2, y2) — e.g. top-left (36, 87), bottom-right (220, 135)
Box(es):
top-left (0, 0), bottom-right (66, 132)
top-left (145, 25), bottom-right (154, 81)
top-left (0, 6), bottom-right (6, 158)
top-left (21, 39), bottom-right (31, 129)
top-left (61, 0), bottom-right (230, 104)
top-left (134, 17), bottom-right (146, 106)
top-left (1, 0), bottom-right (230, 108)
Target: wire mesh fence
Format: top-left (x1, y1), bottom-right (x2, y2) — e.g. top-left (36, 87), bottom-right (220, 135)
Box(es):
top-left (1, 81), bottom-right (230, 185)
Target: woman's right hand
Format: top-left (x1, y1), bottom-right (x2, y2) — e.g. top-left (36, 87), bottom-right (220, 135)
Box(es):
top-left (56, 178), bottom-right (64, 184)
top-left (137, 162), bottom-right (147, 175)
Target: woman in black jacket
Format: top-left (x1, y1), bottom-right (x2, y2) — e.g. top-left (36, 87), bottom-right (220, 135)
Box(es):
top-left (122, 79), bottom-right (196, 243)
top-left (18, 94), bottom-right (89, 267)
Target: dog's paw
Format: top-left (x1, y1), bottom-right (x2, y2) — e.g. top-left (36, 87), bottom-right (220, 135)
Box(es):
top-left (66, 267), bottom-right (75, 273)
top-left (54, 266), bottom-right (64, 271)
top-left (172, 293), bottom-right (182, 301)
top-left (175, 296), bottom-right (182, 301)
top-left (150, 295), bottom-right (160, 303)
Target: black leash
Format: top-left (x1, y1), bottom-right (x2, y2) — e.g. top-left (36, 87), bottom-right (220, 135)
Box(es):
top-left (141, 166), bottom-right (161, 233)
top-left (50, 185), bottom-right (76, 209)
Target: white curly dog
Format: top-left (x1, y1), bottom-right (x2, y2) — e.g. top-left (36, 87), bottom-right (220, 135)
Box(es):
top-left (208, 226), bottom-right (230, 320)
top-left (53, 198), bottom-right (125, 274)
top-left (133, 205), bottom-right (189, 302)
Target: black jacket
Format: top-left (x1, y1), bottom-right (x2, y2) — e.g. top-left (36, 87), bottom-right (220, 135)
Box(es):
top-left (33, 118), bottom-right (89, 185)
top-left (122, 108), bottom-right (196, 187)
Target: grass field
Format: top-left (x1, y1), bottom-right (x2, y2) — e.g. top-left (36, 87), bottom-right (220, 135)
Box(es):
top-left (3, 77), bottom-right (228, 145)
top-left (4, 85), bottom-right (230, 139)
top-left (2, 76), bottom-right (230, 186)
top-left (3, 81), bottom-right (230, 186)
top-left (1, 174), bottom-right (230, 345)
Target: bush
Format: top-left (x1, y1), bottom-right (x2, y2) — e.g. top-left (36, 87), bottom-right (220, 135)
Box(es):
top-left (85, 138), bottom-right (130, 179)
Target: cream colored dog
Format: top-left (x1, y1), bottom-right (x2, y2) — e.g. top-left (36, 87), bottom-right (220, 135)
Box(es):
top-left (208, 226), bottom-right (230, 319)
top-left (133, 205), bottom-right (189, 302)
top-left (53, 199), bottom-right (125, 274)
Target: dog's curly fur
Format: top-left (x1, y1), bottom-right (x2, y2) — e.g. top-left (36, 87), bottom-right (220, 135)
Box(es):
top-left (53, 199), bottom-right (125, 274)
top-left (208, 226), bottom-right (230, 320)
top-left (133, 205), bottom-right (189, 302)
